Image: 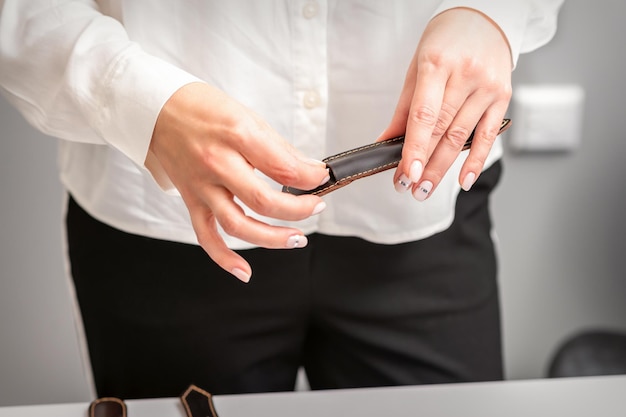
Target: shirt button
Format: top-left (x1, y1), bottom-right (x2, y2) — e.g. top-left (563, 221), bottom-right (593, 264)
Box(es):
top-left (303, 90), bottom-right (321, 109)
top-left (302, 2), bottom-right (319, 19)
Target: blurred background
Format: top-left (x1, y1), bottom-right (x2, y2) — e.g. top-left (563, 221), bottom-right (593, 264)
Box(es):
top-left (1, 0), bottom-right (625, 406)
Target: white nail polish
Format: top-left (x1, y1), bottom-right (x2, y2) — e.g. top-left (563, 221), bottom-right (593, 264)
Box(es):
top-left (286, 234), bottom-right (308, 248)
top-left (312, 201), bottom-right (326, 216)
top-left (409, 160), bottom-right (423, 183)
top-left (413, 180), bottom-right (433, 202)
top-left (394, 174), bottom-right (412, 193)
top-left (462, 172), bottom-right (476, 191)
top-left (306, 158), bottom-right (327, 167)
top-left (231, 268), bottom-right (251, 283)
top-left (319, 171), bottom-right (330, 186)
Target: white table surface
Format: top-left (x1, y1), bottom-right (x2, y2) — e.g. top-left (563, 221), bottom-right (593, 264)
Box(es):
top-left (2, 375), bottom-right (625, 417)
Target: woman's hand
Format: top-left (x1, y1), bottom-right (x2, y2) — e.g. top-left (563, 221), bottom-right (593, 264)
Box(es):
top-left (379, 7), bottom-right (513, 199)
top-left (149, 82), bottom-right (329, 282)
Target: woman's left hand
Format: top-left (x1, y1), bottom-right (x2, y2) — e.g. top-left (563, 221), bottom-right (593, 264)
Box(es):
top-left (379, 7), bottom-right (513, 199)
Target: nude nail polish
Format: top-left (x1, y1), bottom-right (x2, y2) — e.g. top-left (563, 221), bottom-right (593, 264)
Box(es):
top-left (409, 160), bottom-right (423, 183)
top-left (286, 234), bottom-right (308, 248)
top-left (413, 180), bottom-right (432, 202)
top-left (319, 170), bottom-right (330, 186)
top-left (395, 174), bottom-right (412, 193)
top-left (461, 172), bottom-right (476, 192)
top-left (231, 268), bottom-right (251, 283)
top-left (312, 201), bottom-right (326, 216)
top-left (305, 158), bottom-right (327, 167)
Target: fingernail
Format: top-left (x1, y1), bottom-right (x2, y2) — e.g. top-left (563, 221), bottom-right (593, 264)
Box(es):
top-left (231, 268), bottom-right (251, 283)
top-left (306, 158), bottom-right (327, 168)
top-left (319, 169), bottom-right (330, 186)
top-left (286, 234), bottom-right (308, 248)
top-left (312, 201), bottom-right (326, 215)
top-left (461, 172), bottom-right (476, 191)
top-left (409, 160), bottom-right (423, 183)
top-left (394, 174), bottom-right (412, 193)
top-left (413, 180), bottom-right (433, 202)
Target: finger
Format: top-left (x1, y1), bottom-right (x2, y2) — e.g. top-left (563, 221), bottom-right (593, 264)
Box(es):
top-left (393, 99), bottom-right (462, 194)
top-left (424, 101), bottom-right (457, 156)
top-left (377, 56), bottom-right (418, 142)
top-left (423, 79), bottom-right (476, 158)
top-left (400, 65), bottom-right (448, 185)
top-left (233, 121), bottom-right (330, 192)
top-left (214, 153), bottom-right (327, 221)
top-left (411, 94), bottom-right (489, 202)
top-left (392, 71), bottom-right (463, 194)
top-left (206, 185), bottom-right (313, 251)
top-left (187, 200), bottom-right (253, 283)
top-left (459, 102), bottom-right (510, 191)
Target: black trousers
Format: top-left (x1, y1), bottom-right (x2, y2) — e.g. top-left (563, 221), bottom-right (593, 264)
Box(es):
top-left (66, 161), bottom-right (503, 400)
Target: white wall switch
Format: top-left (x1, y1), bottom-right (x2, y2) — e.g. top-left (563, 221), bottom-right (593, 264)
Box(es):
top-left (508, 84), bottom-right (585, 152)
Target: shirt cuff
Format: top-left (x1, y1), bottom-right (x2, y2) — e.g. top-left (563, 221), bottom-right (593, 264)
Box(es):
top-left (94, 44), bottom-right (202, 190)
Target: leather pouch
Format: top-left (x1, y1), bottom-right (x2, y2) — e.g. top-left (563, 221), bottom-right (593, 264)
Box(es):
top-left (181, 384), bottom-right (220, 417)
top-left (282, 119), bottom-right (511, 196)
top-left (89, 397), bottom-right (127, 417)
top-left (87, 386), bottom-right (217, 417)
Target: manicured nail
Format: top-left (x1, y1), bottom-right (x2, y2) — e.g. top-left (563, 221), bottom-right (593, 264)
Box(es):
top-left (319, 170), bottom-right (330, 186)
top-left (413, 180), bottom-right (433, 202)
top-left (312, 201), bottom-right (326, 215)
top-left (394, 174), bottom-right (412, 193)
top-left (409, 160), bottom-right (423, 183)
top-left (461, 172), bottom-right (476, 191)
top-left (306, 158), bottom-right (327, 168)
top-left (286, 234), bottom-right (308, 248)
top-left (231, 268), bottom-right (251, 283)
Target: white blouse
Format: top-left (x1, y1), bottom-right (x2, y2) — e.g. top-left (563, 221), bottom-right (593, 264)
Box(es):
top-left (0, 0), bottom-right (563, 249)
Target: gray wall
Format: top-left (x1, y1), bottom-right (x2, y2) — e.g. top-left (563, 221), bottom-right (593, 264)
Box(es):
top-left (494, 0), bottom-right (626, 379)
top-left (1, 0), bottom-right (625, 406)
top-left (0, 99), bottom-right (92, 404)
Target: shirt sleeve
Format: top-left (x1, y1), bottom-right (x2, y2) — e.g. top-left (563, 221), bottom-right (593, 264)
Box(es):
top-left (431, 0), bottom-right (565, 68)
top-left (0, 0), bottom-right (201, 171)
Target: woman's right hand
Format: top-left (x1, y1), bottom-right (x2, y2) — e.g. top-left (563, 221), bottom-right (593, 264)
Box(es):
top-left (149, 82), bottom-right (329, 283)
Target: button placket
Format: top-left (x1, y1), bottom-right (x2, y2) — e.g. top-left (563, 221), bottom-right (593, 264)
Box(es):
top-left (299, 1), bottom-right (323, 112)
top-left (291, 0), bottom-right (328, 160)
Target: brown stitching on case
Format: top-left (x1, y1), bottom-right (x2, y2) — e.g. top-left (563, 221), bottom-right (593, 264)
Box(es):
top-left (286, 119), bottom-right (511, 196)
top-left (322, 136), bottom-right (404, 164)
top-left (339, 160), bottom-right (399, 183)
top-left (283, 137), bottom-right (404, 196)
top-left (311, 160), bottom-right (400, 196)
top-left (307, 136), bottom-right (404, 195)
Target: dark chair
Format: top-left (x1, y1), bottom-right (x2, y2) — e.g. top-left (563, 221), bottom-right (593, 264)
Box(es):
top-left (547, 329), bottom-right (626, 378)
